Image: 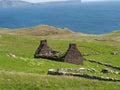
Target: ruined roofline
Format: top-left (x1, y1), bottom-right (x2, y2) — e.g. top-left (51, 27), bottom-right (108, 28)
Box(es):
top-left (34, 39), bottom-right (50, 58)
top-left (40, 40), bottom-right (47, 45)
top-left (62, 43), bottom-right (82, 57)
top-left (69, 43), bottom-right (76, 48)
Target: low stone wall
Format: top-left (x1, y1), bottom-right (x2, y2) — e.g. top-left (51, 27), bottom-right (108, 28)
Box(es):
top-left (101, 68), bottom-right (120, 74)
top-left (48, 69), bottom-right (120, 82)
top-left (111, 51), bottom-right (120, 55)
top-left (86, 59), bottom-right (120, 70)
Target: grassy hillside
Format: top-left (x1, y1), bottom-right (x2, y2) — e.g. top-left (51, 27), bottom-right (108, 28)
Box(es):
top-left (0, 25), bottom-right (74, 36)
top-left (0, 25), bottom-right (120, 45)
top-left (0, 25), bottom-right (120, 90)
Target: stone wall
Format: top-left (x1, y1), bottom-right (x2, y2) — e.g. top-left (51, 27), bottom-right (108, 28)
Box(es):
top-left (111, 51), bottom-right (120, 55)
top-left (48, 69), bottom-right (120, 82)
top-left (86, 59), bottom-right (120, 70)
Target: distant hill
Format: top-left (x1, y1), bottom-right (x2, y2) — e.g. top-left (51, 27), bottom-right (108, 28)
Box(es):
top-left (36, 0), bottom-right (81, 4)
top-left (0, 0), bottom-right (32, 7)
top-left (0, 25), bottom-right (75, 36)
top-left (0, 25), bottom-right (120, 43)
top-left (0, 0), bottom-right (81, 7)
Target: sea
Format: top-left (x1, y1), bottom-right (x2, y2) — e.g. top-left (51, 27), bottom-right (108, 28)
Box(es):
top-left (0, 1), bottom-right (120, 34)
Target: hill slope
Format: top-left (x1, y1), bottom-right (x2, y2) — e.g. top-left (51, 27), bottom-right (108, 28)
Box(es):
top-left (0, 25), bottom-right (120, 89)
top-left (0, 25), bottom-right (120, 45)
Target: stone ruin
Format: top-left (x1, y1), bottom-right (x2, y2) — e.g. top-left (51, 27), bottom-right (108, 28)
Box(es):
top-left (34, 40), bottom-right (84, 65)
top-left (62, 44), bottom-right (84, 65)
top-left (34, 40), bottom-right (58, 58)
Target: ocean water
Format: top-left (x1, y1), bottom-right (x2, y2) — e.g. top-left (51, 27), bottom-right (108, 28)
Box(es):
top-left (0, 2), bottom-right (120, 34)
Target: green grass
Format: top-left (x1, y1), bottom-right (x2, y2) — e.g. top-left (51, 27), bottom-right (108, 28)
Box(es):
top-left (0, 33), bottom-right (120, 90)
top-left (0, 74), bottom-right (120, 90)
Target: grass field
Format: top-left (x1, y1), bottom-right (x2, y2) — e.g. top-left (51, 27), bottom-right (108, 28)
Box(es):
top-left (0, 25), bottom-right (120, 90)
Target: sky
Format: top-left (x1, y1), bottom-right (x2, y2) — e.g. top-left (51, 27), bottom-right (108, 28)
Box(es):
top-left (23, 0), bottom-right (119, 3)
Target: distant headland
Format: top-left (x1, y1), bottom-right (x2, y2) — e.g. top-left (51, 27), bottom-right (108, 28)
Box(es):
top-left (0, 0), bottom-right (81, 7)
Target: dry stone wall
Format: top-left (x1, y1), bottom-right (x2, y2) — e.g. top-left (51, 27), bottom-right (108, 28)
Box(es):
top-left (86, 59), bottom-right (120, 70)
top-left (48, 69), bottom-right (120, 82)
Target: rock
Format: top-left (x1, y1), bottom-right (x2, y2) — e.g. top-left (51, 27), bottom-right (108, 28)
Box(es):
top-left (111, 51), bottom-right (120, 55)
top-left (89, 68), bottom-right (96, 72)
top-left (101, 68), bottom-right (109, 73)
top-left (101, 68), bottom-right (120, 74)
top-left (7, 53), bottom-right (16, 57)
top-left (47, 69), bottom-right (57, 75)
top-left (78, 68), bottom-right (86, 71)
top-left (57, 68), bottom-right (67, 75)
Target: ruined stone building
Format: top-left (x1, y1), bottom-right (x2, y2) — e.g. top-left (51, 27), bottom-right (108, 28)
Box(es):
top-left (34, 40), bottom-right (84, 65)
top-left (62, 44), bottom-right (84, 65)
top-left (34, 40), bottom-right (53, 58)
